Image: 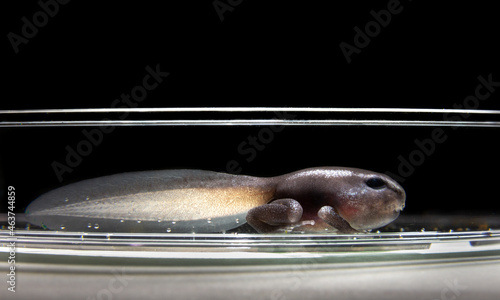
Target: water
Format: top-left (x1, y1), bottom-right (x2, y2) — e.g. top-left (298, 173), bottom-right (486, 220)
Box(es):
top-left (0, 108), bottom-right (499, 261)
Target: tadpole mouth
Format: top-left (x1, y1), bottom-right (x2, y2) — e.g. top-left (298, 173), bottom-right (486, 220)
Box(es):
top-left (387, 201), bottom-right (405, 214)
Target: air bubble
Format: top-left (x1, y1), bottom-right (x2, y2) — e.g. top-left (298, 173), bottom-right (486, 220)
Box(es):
top-left (87, 223), bottom-right (92, 228)
top-left (157, 219), bottom-right (162, 222)
top-left (60, 225), bottom-right (65, 230)
top-left (137, 220), bottom-right (142, 224)
top-left (120, 219), bottom-right (124, 223)
top-left (64, 198), bottom-right (69, 202)
top-left (235, 219), bottom-right (240, 224)
top-left (172, 221), bottom-right (177, 225)
top-left (94, 224), bottom-right (100, 229)
top-left (166, 228), bottom-right (172, 233)
top-left (207, 218), bottom-right (212, 224)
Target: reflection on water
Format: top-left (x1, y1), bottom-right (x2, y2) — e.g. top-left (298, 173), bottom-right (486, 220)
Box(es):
top-left (1, 214), bottom-right (499, 265)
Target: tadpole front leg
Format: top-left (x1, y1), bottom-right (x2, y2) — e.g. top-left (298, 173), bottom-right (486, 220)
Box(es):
top-left (317, 206), bottom-right (358, 234)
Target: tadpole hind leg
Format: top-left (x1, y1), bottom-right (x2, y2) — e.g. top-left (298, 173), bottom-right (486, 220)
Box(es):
top-left (318, 206), bottom-right (358, 234)
top-left (246, 198), bottom-right (303, 233)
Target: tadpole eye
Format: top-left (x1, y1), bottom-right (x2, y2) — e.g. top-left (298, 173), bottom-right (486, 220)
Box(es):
top-left (366, 177), bottom-right (386, 190)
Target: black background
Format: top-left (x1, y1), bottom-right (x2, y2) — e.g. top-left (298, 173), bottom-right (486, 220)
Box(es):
top-left (1, 1), bottom-right (499, 217)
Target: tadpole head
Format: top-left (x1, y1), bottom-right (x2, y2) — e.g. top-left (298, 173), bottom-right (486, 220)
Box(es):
top-left (332, 170), bottom-right (406, 231)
